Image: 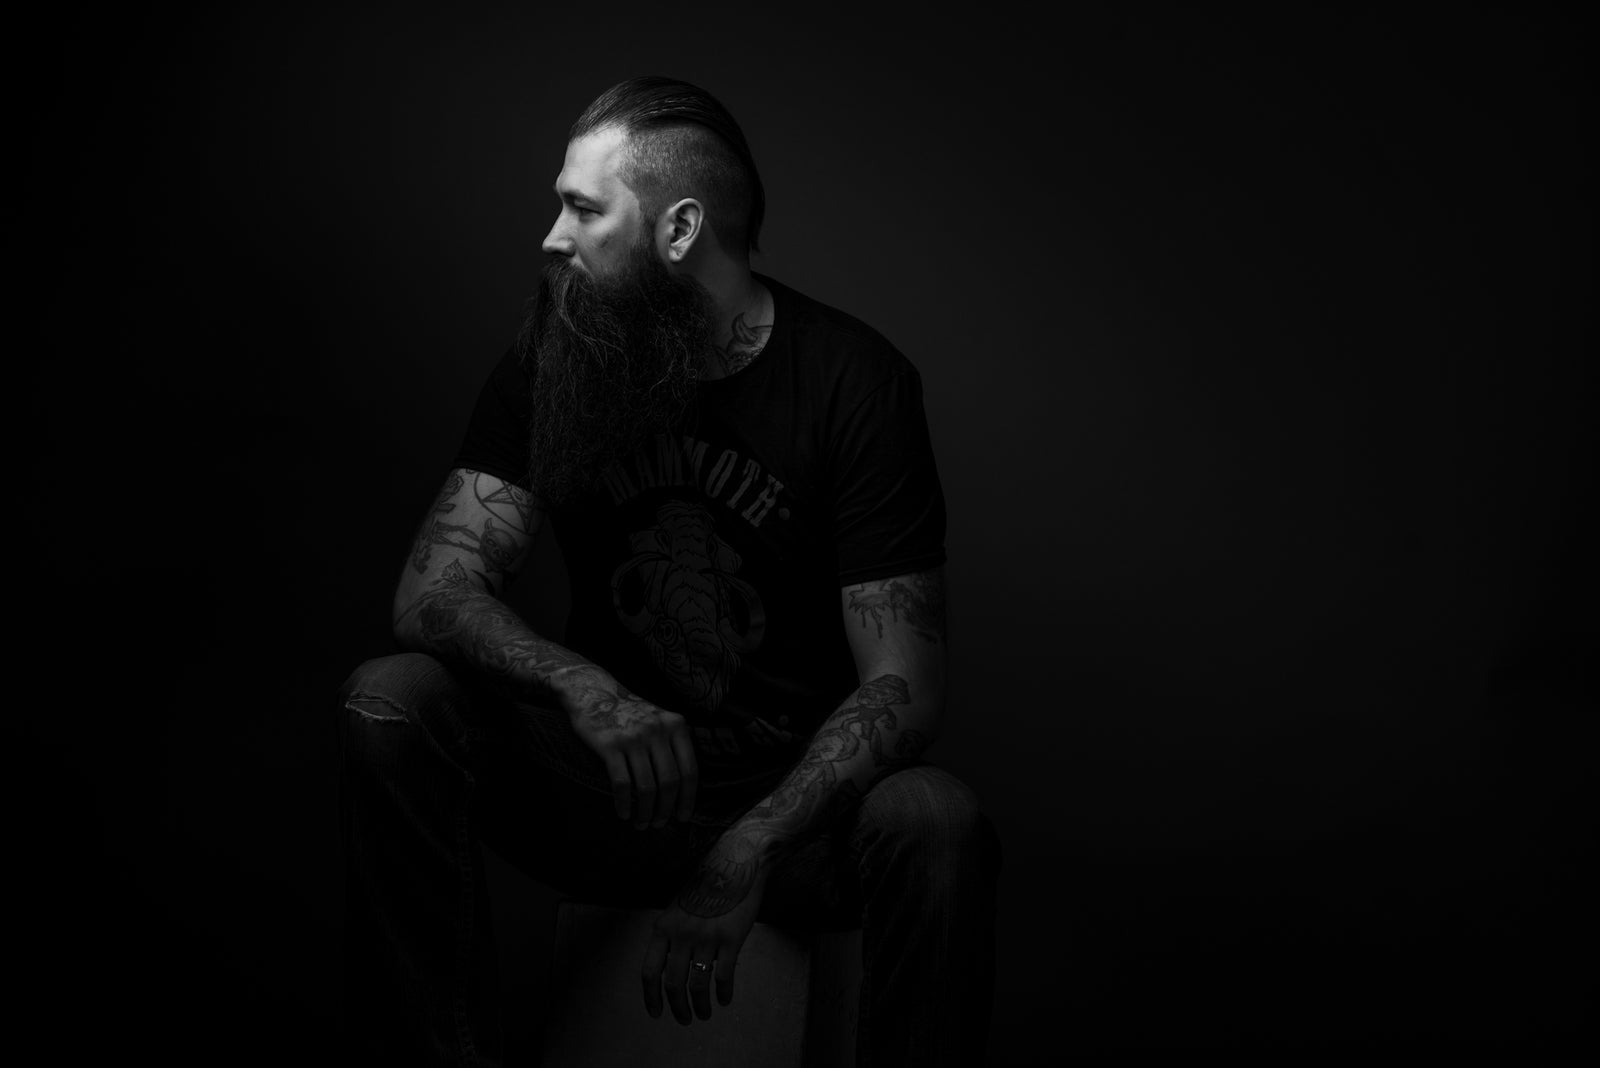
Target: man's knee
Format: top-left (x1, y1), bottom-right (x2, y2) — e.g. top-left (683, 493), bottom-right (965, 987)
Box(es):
top-left (335, 653), bottom-right (483, 772)
top-left (856, 766), bottom-right (1002, 879)
top-left (339, 652), bottom-right (455, 725)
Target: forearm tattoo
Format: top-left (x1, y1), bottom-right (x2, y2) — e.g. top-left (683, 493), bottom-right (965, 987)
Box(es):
top-left (395, 473), bottom-right (608, 706)
top-left (846, 569), bottom-right (946, 644)
top-left (678, 672), bottom-right (929, 918)
top-left (403, 562), bottom-right (592, 700)
top-left (749, 674), bottom-right (922, 827)
top-left (558, 674), bottom-right (662, 732)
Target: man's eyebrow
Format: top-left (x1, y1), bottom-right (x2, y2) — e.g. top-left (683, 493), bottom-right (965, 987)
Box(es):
top-left (554, 184), bottom-right (603, 205)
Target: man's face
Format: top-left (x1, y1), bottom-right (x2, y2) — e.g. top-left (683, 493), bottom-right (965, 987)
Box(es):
top-left (541, 126), bottom-right (651, 278)
top-left (519, 126), bottom-right (715, 507)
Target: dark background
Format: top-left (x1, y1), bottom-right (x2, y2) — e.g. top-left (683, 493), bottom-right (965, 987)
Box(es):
top-left (22, 4), bottom-right (1589, 1063)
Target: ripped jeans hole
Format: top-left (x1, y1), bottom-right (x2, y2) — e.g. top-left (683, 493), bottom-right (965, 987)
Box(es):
top-left (345, 691), bottom-right (408, 722)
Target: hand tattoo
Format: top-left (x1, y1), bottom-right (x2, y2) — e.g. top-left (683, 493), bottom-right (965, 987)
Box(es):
top-left (677, 835), bottom-right (762, 917)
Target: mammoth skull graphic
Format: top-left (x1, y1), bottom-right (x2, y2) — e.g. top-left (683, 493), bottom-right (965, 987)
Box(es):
top-left (611, 501), bottom-right (766, 711)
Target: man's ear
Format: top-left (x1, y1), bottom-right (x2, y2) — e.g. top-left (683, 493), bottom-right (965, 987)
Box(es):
top-left (661, 198), bottom-right (704, 263)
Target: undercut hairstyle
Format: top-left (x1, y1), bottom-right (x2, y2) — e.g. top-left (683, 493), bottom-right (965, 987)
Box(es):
top-left (570, 76), bottom-right (766, 255)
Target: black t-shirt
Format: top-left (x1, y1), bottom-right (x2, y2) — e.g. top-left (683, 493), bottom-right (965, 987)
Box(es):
top-left (453, 273), bottom-right (946, 776)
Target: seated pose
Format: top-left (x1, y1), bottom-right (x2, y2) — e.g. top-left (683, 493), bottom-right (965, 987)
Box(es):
top-left (337, 75), bottom-right (1000, 1067)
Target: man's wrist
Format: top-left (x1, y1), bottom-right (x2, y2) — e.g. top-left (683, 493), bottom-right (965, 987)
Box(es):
top-left (547, 663), bottom-right (631, 719)
top-left (722, 817), bottom-right (794, 869)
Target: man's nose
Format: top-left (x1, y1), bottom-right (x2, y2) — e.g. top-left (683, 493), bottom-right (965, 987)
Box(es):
top-left (542, 218), bottom-right (574, 258)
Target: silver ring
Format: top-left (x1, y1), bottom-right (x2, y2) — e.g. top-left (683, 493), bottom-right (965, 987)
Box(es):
top-left (690, 961), bottom-right (713, 973)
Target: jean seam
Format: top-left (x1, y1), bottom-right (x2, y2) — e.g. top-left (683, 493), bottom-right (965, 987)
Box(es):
top-left (452, 769), bottom-right (479, 1064)
top-left (852, 826), bottom-right (877, 1066)
top-left (857, 902), bottom-right (874, 1067)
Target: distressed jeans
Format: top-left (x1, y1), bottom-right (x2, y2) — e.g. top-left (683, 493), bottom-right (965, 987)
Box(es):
top-left (337, 652), bottom-right (1000, 1067)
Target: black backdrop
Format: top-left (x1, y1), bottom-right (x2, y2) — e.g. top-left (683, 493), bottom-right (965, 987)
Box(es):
top-left (22, 5), bottom-right (1589, 1063)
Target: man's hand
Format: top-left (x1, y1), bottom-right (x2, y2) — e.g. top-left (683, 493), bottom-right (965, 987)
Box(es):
top-left (567, 686), bottom-right (698, 829)
top-left (641, 830), bottom-right (769, 1024)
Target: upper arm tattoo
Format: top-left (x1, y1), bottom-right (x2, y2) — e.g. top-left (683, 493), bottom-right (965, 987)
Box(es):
top-left (475, 476), bottom-right (539, 532)
top-left (845, 568), bottom-right (946, 644)
top-left (409, 471), bottom-right (538, 595)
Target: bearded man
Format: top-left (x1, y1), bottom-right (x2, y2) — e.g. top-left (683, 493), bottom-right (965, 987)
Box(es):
top-left (337, 76), bottom-right (1000, 1067)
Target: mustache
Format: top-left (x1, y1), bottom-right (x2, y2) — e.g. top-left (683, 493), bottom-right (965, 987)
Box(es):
top-left (536, 259), bottom-right (626, 362)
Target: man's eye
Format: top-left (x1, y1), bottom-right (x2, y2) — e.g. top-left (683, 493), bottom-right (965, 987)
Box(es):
top-left (577, 207), bottom-right (597, 218)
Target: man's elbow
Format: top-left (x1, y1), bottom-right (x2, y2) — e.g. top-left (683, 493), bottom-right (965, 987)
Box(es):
top-left (391, 573), bottom-right (492, 650)
top-left (865, 656), bottom-right (946, 711)
top-left (391, 581), bottom-right (428, 650)
top-left (904, 665), bottom-right (949, 745)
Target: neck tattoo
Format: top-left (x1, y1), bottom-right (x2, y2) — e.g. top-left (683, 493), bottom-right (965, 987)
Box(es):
top-left (720, 311), bottom-right (773, 373)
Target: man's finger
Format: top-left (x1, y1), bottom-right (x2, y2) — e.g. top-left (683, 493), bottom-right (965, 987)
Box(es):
top-left (663, 945), bottom-right (693, 1026)
top-left (602, 750), bottom-right (632, 821)
top-left (640, 928), bottom-right (669, 1020)
top-left (714, 951), bottom-right (736, 1007)
top-left (623, 746), bottom-right (657, 829)
top-left (669, 724), bottom-right (698, 822)
top-left (688, 953), bottom-right (715, 1021)
top-left (648, 738), bottom-right (680, 830)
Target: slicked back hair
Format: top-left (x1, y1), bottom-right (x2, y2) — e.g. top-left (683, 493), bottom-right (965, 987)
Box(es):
top-left (569, 76), bottom-right (765, 256)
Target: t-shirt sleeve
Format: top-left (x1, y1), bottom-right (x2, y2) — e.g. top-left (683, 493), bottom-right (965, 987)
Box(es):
top-left (450, 344), bottom-right (534, 490)
top-left (830, 367), bottom-right (948, 585)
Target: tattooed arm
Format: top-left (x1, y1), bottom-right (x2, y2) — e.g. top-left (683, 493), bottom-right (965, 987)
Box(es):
top-left (641, 567), bottom-right (947, 1024)
top-left (710, 567), bottom-right (946, 875)
top-left (391, 467), bottom-right (576, 697)
top-left (392, 467), bottom-right (700, 828)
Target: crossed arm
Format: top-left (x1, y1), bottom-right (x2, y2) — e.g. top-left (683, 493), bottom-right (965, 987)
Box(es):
top-left (393, 468), bottom-right (704, 825)
top-left (394, 468), bottom-right (577, 688)
top-left (642, 567), bottom-right (947, 1024)
top-left (394, 467), bottom-right (949, 1024)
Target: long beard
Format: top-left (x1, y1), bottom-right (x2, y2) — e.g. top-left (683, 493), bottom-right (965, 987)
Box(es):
top-left (518, 238), bottom-right (713, 506)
